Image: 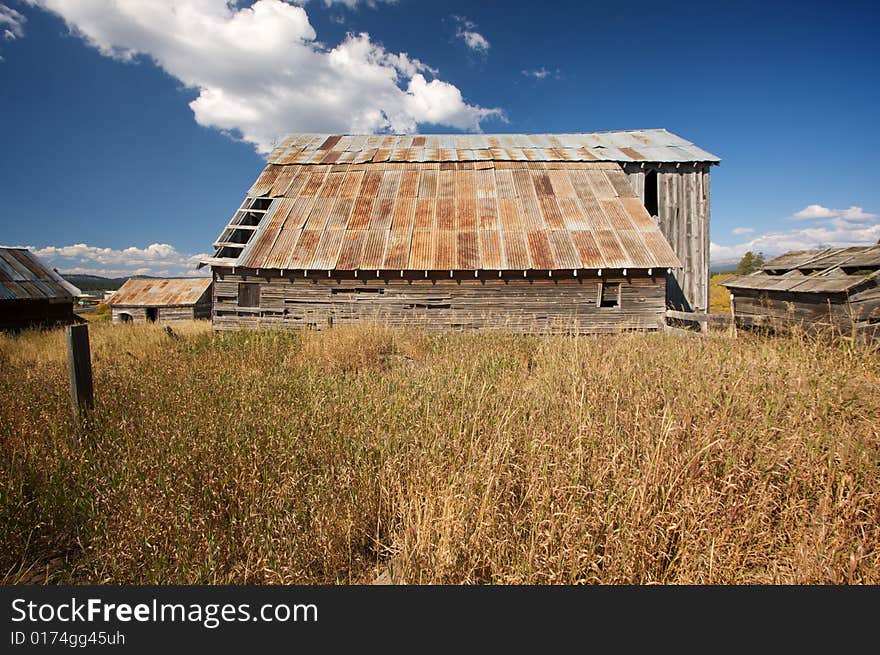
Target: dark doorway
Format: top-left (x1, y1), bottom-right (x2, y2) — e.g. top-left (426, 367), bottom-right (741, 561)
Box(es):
top-left (146, 308), bottom-right (158, 322)
top-left (644, 169), bottom-right (659, 217)
top-left (119, 313), bottom-right (133, 323)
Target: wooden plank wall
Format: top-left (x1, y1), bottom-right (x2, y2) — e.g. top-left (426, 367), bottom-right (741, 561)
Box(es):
top-left (730, 283), bottom-right (880, 342)
top-left (624, 163), bottom-right (711, 313)
top-left (211, 269), bottom-right (666, 334)
top-left (0, 299), bottom-right (76, 331)
top-left (157, 307), bottom-right (197, 322)
top-left (111, 307), bottom-right (147, 323)
top-left (111, 305), bottom-right (209, 323)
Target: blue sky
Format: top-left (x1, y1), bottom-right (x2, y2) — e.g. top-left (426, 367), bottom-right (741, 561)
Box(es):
top-left (1, 0), bottom-right (878, 276)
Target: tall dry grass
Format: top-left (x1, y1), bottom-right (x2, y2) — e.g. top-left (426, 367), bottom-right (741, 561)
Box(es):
top-left (0, 321), bottom-right (878, 584)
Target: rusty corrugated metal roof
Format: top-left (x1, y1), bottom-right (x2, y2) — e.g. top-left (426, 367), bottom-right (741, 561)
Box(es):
top-left (265, 129), bottom-right (719, 167)
top-left (0, 248), bottom-right (80, 301)
top-left (107, 278), bottom-right (212, 307)
top-left (216, 160), bottom-right (680, 272)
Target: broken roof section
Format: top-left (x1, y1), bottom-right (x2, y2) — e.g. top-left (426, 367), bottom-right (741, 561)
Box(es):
top-left (108, 278), bottom-right (212, 307)
top-left (723, 245), bottom-right (880, 294)
top-left (266, 129), bottom-right (721, 166)
top-left (0, 247), bottom-right (81, 301)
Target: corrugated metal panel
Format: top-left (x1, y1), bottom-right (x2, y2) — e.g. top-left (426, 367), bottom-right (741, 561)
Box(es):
top-left (457, 198), bottom-right (477, 231)
top-left (548, 230), bottom-right (581, 269)
top-left (414, 198), bottom-right (436, 229)
top-left (526, 231), bottom-right (555, 269)
top-left (0, 248), bottom-right (80, 301)
top-left (502, 231), bottom-right (530, 269)
top-left (410, 230), bottom-right (434, 269)
top-left (360, 230), bottom-right (388, 269)
top-left (384, 230), bottom-right (413, 269)
top-left (328, 197), bottom-right (355, 229)
top-left (457, 231), bottom-right (479, 270)
top-left (436, 198), bottom-right (455, 230)
top-left (434, 231), bottom-right (457, 269)
top-left (288, 230), bottom-right (323, 268)
top-left (336, 230), bottom-right (366, 270)
top-left (108, 277), bottom-right (211, 307)
top-left (570, 231), bottom-right (603, 268)
top-left (479, 230), bottom-right (504, 269)
top-left (477, 198), bottom-right (499, 230)
top-left (264, 229), bottom-right (300, 269)
top-left (391, 196), bottom-right (416, 231)
top-left (369, 198), bottom-right (395, 230)
top-left (311, 229), bottom-right (345, 269)
top-left (349, 196), bottom-right (375, 230)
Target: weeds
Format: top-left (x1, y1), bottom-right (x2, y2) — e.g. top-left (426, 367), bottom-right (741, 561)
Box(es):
top-left (0, 321), bottom-right (877, 583)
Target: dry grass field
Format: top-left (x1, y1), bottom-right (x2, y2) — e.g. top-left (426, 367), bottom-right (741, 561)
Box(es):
top-left (1, 321), bottom-right (878, 584)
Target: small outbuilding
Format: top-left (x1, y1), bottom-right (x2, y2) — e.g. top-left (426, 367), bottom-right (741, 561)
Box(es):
top-left (722, 245), bottom-right (880, 340)
top-left (0, 247), bottom-right (81, 331)
top-left (107, 278), bottom-right (212, 324)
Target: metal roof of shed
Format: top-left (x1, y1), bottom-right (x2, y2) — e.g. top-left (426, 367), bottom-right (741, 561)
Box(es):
top-left (0, 248), bottom-right (81, 301)
top-left (267, 129), bottom-right (720, 166)
top-left (107, 278), bottom-right (211, 307)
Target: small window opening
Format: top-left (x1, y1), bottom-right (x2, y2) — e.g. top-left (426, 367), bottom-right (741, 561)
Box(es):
top-left (239, 283), bottom-right (261, 308)
top-left (644, 169), bottom-right (658, 217)
top-left (119, 312), bottom-right (133, 323)
top-left (599, 282), bottom-right (620, 308)
top-left (146, 307), bottom-right (158, 322)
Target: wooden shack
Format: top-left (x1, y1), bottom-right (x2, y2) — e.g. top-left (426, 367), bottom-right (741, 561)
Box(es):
top-left (107, 278), bottom-right (212, 324)
top-left (201, 130), bottom-right (719, 333)
top-left (0, 247), bottom-right (81, 331)
top-left (722, 245), bottom-right (880, 339)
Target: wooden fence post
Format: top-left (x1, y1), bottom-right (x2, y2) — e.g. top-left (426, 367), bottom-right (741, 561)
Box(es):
top-left (66, 324), bottom-right (94, 420)
top-left (729, 293), bottom-right (737, 338)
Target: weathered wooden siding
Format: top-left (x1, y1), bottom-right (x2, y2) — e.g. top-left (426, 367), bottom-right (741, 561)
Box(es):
top-left (0, 299), bottom-right (77, 331)
top-left (112, 304), bottom-right (210, 323)
top-left (730, 280), bottom-right (880, 341)
top-left (157, 306), bottom-right (196, 322)
top-left (624, 163), bottom-right (711, 313)
top-left (212, 269), bottom-right (666, 334)
top-left (111, 307), bottom-right (148, 323)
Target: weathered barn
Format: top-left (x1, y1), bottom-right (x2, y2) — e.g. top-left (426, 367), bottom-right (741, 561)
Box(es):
top-left (0, 247), bottom-right (81, 331)
top-left (202, 130), bottom-right (719, 333)
top-left (108, 278), bottom-right (212, 324)
top-left (722, 245), bottom-right (880, 339)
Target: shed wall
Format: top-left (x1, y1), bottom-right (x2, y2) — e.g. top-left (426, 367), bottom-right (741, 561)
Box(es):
top-left (0, 299), bottom-right (76, 331)
top-left (729, 286), bottom-right (880, 342)
top-left (211, 269), bottom-right (666, 333)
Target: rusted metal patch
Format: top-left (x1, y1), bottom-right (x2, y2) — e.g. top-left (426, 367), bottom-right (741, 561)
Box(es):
top-left (526, 231), bottom-right (555, 269)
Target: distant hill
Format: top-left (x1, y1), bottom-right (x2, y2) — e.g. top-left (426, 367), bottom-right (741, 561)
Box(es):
top-left (60, 273), bottom-right (160, 292)
top-left (710, 261), bottom-right (739, 274)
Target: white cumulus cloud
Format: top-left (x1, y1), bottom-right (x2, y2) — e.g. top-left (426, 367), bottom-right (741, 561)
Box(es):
top-left (711, 221), bottom-right (879, 261)
top-left (25, 0), bottom-right (501, 153)
top-left (452, 15), bottom-right (489, 53)
top-left (318, 0), bottom-right (397, 8)
top-left (4, 242), bottom-right (211, 278)
top-left (792, 204), bottom-right (878, 221)
top-left (1, 2), bottom-right (25, 49)
top-left (522, 67), bottom-right (551, 79)
top-left (731, 227), bottom-right (755, 236)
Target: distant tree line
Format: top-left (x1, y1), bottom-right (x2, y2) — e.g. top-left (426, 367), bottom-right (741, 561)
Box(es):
top-left (736, 251), bottom-right (765, 275)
